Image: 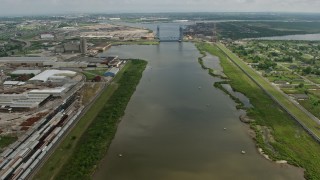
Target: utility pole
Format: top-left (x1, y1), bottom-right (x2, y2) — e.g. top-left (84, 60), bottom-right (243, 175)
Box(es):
top-left (179, 26), bottom-right (183, 42)
top-left (156, 25), bottom-right (160, 40)
top-left (212, 23), bottom-right (218, 42)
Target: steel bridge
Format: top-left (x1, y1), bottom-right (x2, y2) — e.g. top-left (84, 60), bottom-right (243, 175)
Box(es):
top-left (155, 26), bottom-right (184, 42)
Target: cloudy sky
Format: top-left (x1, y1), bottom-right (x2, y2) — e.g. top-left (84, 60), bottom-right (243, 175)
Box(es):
top-left (0, 0), bottom-right (319, 15)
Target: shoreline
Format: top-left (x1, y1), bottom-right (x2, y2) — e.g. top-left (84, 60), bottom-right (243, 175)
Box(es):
top-left (195, 42), bottom-right (309, 178)
top-left (197, 43), bottom-right (293, 165)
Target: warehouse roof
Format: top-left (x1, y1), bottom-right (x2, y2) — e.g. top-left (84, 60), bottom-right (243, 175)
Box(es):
top-left (29, 87), bottom-right (66, 94)
top-left (0, 57), bottom-right (57, 63)
top-left (3, 81), bottom-right (26, 86)
top-left (0, 93), bottom-right (50, 109)
top-left (29, 70), bottom-right (76, 82)
top-left (11, 69), bottom-right (41, 75)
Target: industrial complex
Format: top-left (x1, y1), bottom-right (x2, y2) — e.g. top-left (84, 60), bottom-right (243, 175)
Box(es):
top-left (0, 53), bottom-right (126, 179)
top-left (0, 60), bottom-right (84, 179)
top-left (0, 28), bottom-right (127, 179)
top-left (0, 45), bottom-right (130, 177)
top-left (0, 13), bottom-right (156, 180)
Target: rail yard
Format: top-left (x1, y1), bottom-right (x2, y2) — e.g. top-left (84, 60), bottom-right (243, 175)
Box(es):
top-left (0, 91), bottom-right (84, 179)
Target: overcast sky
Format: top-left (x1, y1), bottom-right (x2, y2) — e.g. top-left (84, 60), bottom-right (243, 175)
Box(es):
top-left (0, 0), bottom-right (319, 16)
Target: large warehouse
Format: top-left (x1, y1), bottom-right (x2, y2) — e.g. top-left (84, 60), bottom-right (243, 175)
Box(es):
top-left (29, 87), bottom-right (67, 97)
top-left (11, 69), bottom-right (42, 75)
top-left (0, 57), bottom-right (57, 67)
top-left (0, 93), bottom-right (51, 111)
top-left (28, 70), bottom-right (77, 83)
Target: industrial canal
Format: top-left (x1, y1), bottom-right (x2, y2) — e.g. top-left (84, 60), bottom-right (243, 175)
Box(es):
top-left (93, 42), bottom-right (304, 180)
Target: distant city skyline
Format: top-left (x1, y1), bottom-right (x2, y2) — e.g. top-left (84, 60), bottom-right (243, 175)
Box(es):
top-left (0, 0), bottom-right (319, 16)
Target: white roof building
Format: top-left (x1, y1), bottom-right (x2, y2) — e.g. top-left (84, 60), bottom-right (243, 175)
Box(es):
top-left (0, 57), bottom-right (57, 66)
top-left (0, 93), bottom-right (50, 109)
top-left (40, 34), bottom-right (55, 39)
top-left (3, 81), bottom-right (26, 86)
top-left (43, 61), bottom-right (88, 68)
top-left (28, 70), bottom-right (76, 82)
top-left (29, 87), bottom-right (67, 97)
top-left (11, 70), bottom-right (42, 75)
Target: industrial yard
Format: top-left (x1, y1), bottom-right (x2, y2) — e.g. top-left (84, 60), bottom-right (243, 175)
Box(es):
top-left (0, 54), bottom-right (127, 179)
top-left (0, 15), bottom-right (133, 179)
top-left (0, 55), bottom-right (87, 178)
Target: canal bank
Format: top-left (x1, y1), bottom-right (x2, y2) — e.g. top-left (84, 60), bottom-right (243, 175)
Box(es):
top-left (196, 42), bottom-right (320, 180)
top-left (93, 42), bottom-right (304, 180)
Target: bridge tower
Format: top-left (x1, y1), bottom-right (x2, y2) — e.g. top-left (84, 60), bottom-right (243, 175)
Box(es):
top-left (211, 23), bottom-right (218, 42)
top-left (156, 25), bottom-right (160, 40)
top-left (179, 26), bottom-right (183, 42)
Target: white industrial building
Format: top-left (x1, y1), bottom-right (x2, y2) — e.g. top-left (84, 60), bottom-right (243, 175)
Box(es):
top-left (28, 82), bottom-right (75, 97)
top-left (3, 81), bottom-right (26, 86)
top-left (28, 70), bottom-right (77, 83)
top-left (108, 58), bottom-right (122, 68)
top-left (11, 70), bottom-right (42, 75)
top-left (40, 34), bottom-right (55, 40)
top-left (0, 57), bottom-right (57, 67)
top-left (0, 93), bottom-right (51, 110)
top-left (28, 87), bottom-right (67, 97)
top-left (43, 61), bottom-right (88, 68)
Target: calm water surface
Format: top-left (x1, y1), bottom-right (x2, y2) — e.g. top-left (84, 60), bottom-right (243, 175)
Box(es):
top-left (202, 53), bottom-right (225, 77)
top-left (221, 84), bottom-right (253, 108)
top-left (257, 33), bottom-right (320, 41)
top-left (93, 42), bottom-right (304, 180)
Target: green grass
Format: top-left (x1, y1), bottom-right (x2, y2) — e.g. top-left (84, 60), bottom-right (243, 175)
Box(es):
top-left (82, 72), bottom-right (96, 81)
top-left (196, 42), bottom-right (320, 180)
top-left (299, 95), bottom-right (320, 119)
top-left (81, 83), bottom-right (104, 106)
top-left (35, 80), bottom-right (118, 180)
top-left (35, 60), bottom-right (147, 180)
top-left (0, 136), bottom-right (17, 151)
top-left (265, 73), bottom-right (301, 83)
top-left (307, 76), bottom-right (320, 84)
top-left (281, 88), bottom-right (305, 94)
top-left (302, 54), bottom-right (314, 60)
top-left (309, 90), bottom-right (320, 98)
top-left (84, 67), bottom-right (123, 81)
top-left (86, 69), bottom-right (109, 76)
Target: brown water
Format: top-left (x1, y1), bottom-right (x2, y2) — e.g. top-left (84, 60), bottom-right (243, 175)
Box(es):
top-left (93, 43), bottom-right (304, 180)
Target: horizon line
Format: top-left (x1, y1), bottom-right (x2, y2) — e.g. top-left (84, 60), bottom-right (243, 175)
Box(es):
top-left (1, 11), bottom-right (320, 18)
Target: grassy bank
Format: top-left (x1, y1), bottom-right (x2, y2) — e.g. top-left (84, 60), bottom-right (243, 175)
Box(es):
top-left (0, 135), bottom-right (17, 152)
top-left (196, 42), bottom-right (320, 180)
top-left (35, 60), bottom-right (147, 180)
top-left (216, 42), bottom-right (320, 138)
